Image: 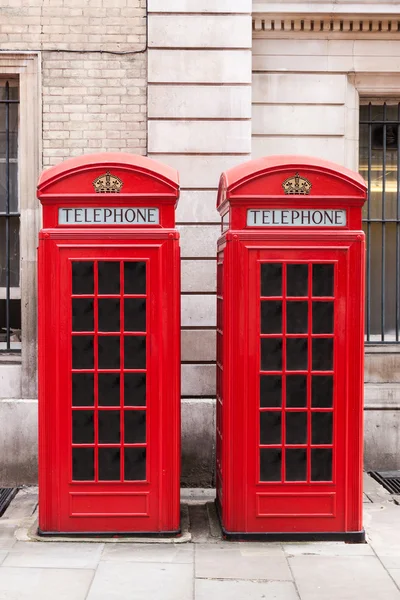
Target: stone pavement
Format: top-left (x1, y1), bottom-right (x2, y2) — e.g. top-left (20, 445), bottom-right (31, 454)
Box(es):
top-left (0, 474), bottom-right (400, 599)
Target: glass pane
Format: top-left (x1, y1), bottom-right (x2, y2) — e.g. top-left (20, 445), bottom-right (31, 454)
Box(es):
top-left (124, 262), bottom-right (146, 295)
top-left (0, 299), bottom-right (21, 350)
top-left (260, 448), bottom-right (281, 481)
top-left (72, 448), bottom-right (94, 481)
top-left (72, 335), bottom-right (94, 369)
top-left (0, 163), bottom-right (18, 212)
top-left (312, 264), bottom-right (334, 297)
top-left (124, 336), bottom-right (146, 369)
top-left (124, 410), bottom-right (146, 443)
top-left (260, 411), bottom-right (281, 444)
top-left (72, 373), bottom-right (94, 407)
top-left (98, 448), bottom-right (120, 481)
top-left (72, 410), bottom-right (94, 444)
top-left (98, 299), bottom-right (120, 332)
top-left (286, 375), bottom-right (307, 407)
top-left (287, 264), bottom-right (308, 297)
top-left (312, 375), bottom-right (333, 408)
top-left (72, 299), bottom-right (94, 332)
top-left (287, 338), bottom-right (308, 371)
top-left (0, 216), bottom-right (19, 286)
top-left (312, 339), bottom-right (333, 371)
top-left (124, 373), bottom-right (146, 406)
top-left (72, 262), bottom-right (94, 295)
top-left (0, 95), bottom-right (18, 160)
top-left (125, 447), bottom-right (146, 481)
top-left (286, 301), bottom-right (308, 333)
top-left (285, 449), bottom-right (307, 482)
top-left (286, 412), bottom-right (307, 444)
top-left (311, 448), bottom-right (332, 481)
top-left (261, 338), bottom-right (282, 371)
top-left (98, 261), bottom-right (120, 295)
top-left (98, 410), bottom-right (120, 444)
top-left (98, 336), bottom-right (120, 369)
top-left (312, 302), bottom-right (334, 334)
top-left (312, 412), bottom-right (333, 444)
top-left (124, 298), bottom-right (146, 332)
top-left (260, 375), bottom-right (282, 408)
top-left (261, 263), bottom-right (282, 297)
top-left (260, 301), bottom-right (282, 334)
top-left (98, 373), bottom-right (120, 406)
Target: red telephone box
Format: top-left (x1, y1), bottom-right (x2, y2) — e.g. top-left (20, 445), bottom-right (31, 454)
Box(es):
top-left (216, 156), bottom-right (367, 541)
top-left (37, 153), bottom-right (180, 535)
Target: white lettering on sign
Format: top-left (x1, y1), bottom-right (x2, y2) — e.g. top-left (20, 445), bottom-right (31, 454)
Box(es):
top-left (247, 209), bottom-right (347, 227)
top-left (58, 207), bottom-right (159, 225)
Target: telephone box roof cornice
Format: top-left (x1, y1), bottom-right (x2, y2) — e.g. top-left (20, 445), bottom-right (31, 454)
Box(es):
top-left (37, 152), bottom-right (180, 195)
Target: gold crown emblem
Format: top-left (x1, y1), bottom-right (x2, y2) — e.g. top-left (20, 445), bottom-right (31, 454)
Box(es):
top-left (282, 173), bottom-right (312, 195)
top-left (93, 171), bottom-right (123, 193)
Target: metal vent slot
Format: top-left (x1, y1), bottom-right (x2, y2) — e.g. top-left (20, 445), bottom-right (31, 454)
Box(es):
top-left (369, 470), bottom-right (400, 494)
top-left (0, 488), bottom-right (18, 517)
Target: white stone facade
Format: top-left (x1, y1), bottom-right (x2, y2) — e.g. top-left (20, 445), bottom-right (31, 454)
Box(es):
top-left (1, 0), bottom-right (400, 486)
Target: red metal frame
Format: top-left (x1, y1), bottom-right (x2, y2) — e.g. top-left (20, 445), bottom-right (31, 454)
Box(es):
top-left (38, 154), bottom-right (180, 534)
top-left (216, 156), bottom-right (367, 540)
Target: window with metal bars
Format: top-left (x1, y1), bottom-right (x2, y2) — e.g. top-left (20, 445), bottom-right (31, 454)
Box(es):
top-left (359, 102), bottom-right (400, 343)
top-left (0, 80), bottom-right (20, 352)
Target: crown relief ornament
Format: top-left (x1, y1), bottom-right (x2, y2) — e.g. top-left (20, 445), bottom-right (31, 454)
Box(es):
top-left (92, 171), bottom-right (123, 193)
top-left (282, 173), bottom-right (312, 195)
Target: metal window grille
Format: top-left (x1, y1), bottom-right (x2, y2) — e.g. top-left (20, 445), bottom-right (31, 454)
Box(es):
top-left (0, 80), bottom-right (20, 352)
top-left (359, 102), bottom-right (400, 343)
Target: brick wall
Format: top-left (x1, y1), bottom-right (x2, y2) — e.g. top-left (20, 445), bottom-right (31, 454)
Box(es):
top-left (0, 0), bottom-right (147, 166)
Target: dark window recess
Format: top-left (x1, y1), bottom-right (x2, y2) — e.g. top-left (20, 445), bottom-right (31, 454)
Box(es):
top-left (72, 262), bottom-right (94, 295)
top-left (72, 336), bottom-right (94, 370)
top-left (286, 375), bottom-right (307, 407)
top-left (98, 261), bottom-right (120, 295)
top-left (312, 302), bottom-right (334, 334)
top-left (72, 373), bottom-right (94, 407)
top-left (261, 338), bottom-right (282, 371)
top-left (124, 373), bottom-right (146, 406)
top-left (124, 261), bottom-right (146, 295)
top-left (287, 338), bottom-right (308, 371)
top-left (312, 339), bottom-right (333, 371)
top-left (124, 298), bottom-right (146, 332)
top-left (312, 376), bottom-right (333, 408)
top-left (98, 299), bottom-right (120, 332)
top-left (260, 411), bottom-right (281, 445)
top-left (260, 300), bottom-right (282, 334)
top-left (98, 410), bottom-right (120, 444)
top-left (285, 449), bottom-right (307, 482)
top-left (286, 301), bottom-right (308, 333)
top-left (311, 448), bottom-right (333, 481)
top-left (98, 336), bottom-right (120, 369)
top-left (125, 336), bottom-right (146, 369)
top-left (72, 410), bottom-right (94, 444)
top-left (124, 410), bottom-right (146, 443)
top-left (260, 448), bottom-right (281, 482)
top-left (286, 412), bottom-right (307, 444)
top-left (125, 447), bottom-right (146, 481)
top-left (312, 264), bottom-right (334, 297)
top-left (72, 298), bottom-right (94, 332)
top-left (311, 412), bottom-right (333, 445)
top-left (0, 81), bottom-right (20, 352)
top-left (72, 448), bottom-right (94, 481)
top-left (261, 263), bottom-right (282, 297)
top-left (260, 375), bottom-right (282, 408)
top-left (98, 448), bottom-right (121, 481)
top-left (287, 264), bottom-right (308, 297)
top-left (98, 373), bottom-right (121, 406)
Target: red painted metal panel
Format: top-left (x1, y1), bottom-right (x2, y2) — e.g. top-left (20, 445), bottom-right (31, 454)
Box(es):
top-left (38, 154), bottom-right (180, 535)
top-left (216, 156), bottom-right (367, 538)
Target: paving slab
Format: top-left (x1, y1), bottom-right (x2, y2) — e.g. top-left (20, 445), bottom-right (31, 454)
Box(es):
top-left (195, 542), bottom-right (292, 581)
top-left (389, 570), bottom-right (400, 589)
top-left (0, 521), bottom-right (17, 550)
top-left (283, 541), bottom-right (374, 557)
top-left (0, 566), bottom-right (94, 600)
top-left (101, 542), bottom-right (194, 563)
top-left (195, 578), bottom-right (299, 600)
top-left (86, 561), bottom-right (193, 600)
top-left (2, 541), bottom-right (104, 569)
top-left (289, 555), bottom-right (400, 600)
top-left (364, 503), bottom-right (400, 568)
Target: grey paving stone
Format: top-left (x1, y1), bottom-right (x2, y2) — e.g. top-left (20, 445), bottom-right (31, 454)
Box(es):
top-left (365, 503), bottom-right (400, 567)
top-left (195, 578), bottom-right (298, 600)
top-left (389, 569), bottom-right (400, 589)
top-left (289, 555), bottom-right (400, 600)
top-left (0, 566), bottom-right (94, 600)
top-left (3, 541), bottom-right (104, 569)
top-left (195, 543), bottom-right (292, 581)
top-left (101, 542), bottom-right (194, 563)
top-left (0, 552), bottom-right (7, 566)
top-left (0, 521), bottom-right (17, 550)
top-left (86, 562), bottom-right (193, 600)
top-left (283, 541), bottom-right (374, 557)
